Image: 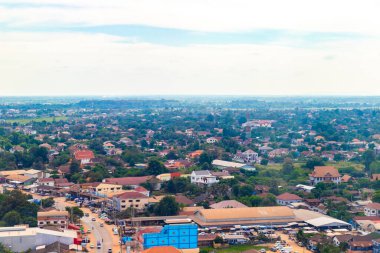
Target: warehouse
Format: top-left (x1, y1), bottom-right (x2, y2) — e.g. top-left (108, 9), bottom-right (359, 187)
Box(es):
top-left (293, 209), bottom-right (351, 230)
top-left (192, 206), bottom-right (300, 228)
top-left (0, 226), bottom-right (77, 252)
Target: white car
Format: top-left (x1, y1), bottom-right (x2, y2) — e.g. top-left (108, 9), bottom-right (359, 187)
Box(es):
top-left (91, 217), bottom-right (96, 221)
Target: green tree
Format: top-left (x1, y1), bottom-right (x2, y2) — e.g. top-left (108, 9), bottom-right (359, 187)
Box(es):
top-left (65, 206), bottom-right (84, 222)
top-left (363, 150), bottom-right (376, 172)
top-left (41, 197), bottom-right (55, 208)
top-left (3, 211), bottom-right (21, 226)
top-left (146, 159), bottom-right (167, 176)
top-left (154, 196), bottom-right (180, 216)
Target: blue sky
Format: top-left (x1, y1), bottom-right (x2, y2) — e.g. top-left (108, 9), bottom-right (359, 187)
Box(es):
top-left (1, 0), bottom-right (380, 95)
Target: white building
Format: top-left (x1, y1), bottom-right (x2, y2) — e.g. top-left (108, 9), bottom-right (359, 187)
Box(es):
top-left (211, 159), bottom-right (255, 171)
top-left (37, 178), bottom-right (55, 187)
top-left (0, 226), bottom-right (77, 252)
top-left (276, 193), bottom-right (303, 206)
top-left (206, 137), bottom-right (218, 144)
top-left (191, 170), bottom-right (219, 185)
top-left (364, 203), bottom-right (380, 216)
top-left (234, 149), bottom-right (259, 164)
top-left (37, 210), bottom-right (69, 229)
top-left (309, 166), bottom-right (342, 185)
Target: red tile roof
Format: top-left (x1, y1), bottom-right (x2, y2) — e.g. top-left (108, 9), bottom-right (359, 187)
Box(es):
top-left (276, 192), bottom-right (302, 201)
top-left (310, 166), bottom-right (341, 178)
top-left (74, 150), bottom-right (95, 160)
top-left (366, 202), bottom-right (380, 210)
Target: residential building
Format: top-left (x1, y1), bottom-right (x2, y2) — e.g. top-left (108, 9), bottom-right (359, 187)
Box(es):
top-left (234, 149), bottom-right (259, 164)
top-left (364, 203), bottom-right (380, 217)
top-left (37, 210), bottom-right (69, 229)
top-left (37, 178), bottom-right (55, 187)
top-left (276, 193), bottom-right (303, 206)
top-left (74, 149), bottom-right (95, 165)
top-left (210, 200), bottom-right (248, 209)
top-left (309, 166), bottom-right (342, 185)
top-left (113, 191), bottom-right (149, 211)
top-left (190, 170), bottom-right (219, 185)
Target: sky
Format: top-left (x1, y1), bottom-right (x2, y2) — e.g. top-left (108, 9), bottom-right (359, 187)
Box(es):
top-left (1, 0), bottom-right (380, 96)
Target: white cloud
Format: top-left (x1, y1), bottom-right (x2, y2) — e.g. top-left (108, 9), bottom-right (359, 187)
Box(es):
top-left (1, 32), bottom-right (380, 96)
top-left (1, 0), bottom-right (380, 34)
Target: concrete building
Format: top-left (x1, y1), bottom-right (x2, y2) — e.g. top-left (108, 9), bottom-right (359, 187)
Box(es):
top-left (276, 193), bottom-right (303, 206)
top-left (37, 210), bottom-right (69, 229)
top-left (190, 171), bottom-right (219, 186)
top-left (113, 191), bottom-right (149, 211)
top-left (192, 206), bottom-right (299, 228)
top-left (364, 203), bottom-right (380, 217)
top-left (143, 224), bottom-right (198, 250)
top-left (0, 226), bottom-right (77, 252)
top-left (309, 166), bottom-right (342, 185)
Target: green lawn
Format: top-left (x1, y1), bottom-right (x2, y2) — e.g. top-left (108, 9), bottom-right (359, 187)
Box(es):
top-left (4, 116), bottom-right (68, 124)
top-left (325, 161), bottom-right (364, 171)
top-left (201, 245), bottom-right (269, 253)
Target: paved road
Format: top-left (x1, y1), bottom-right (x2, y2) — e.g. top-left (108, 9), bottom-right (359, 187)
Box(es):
top-left (54, 197), bottom-right (122, 253)
top-left (82, 215), bottom-right (113, 253)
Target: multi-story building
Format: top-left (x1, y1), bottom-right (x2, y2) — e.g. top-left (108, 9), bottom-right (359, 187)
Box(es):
top-left (37, 210), bottom-right (69, 229)
top-left (309, 166), bottom-right (342, 185)
top-left (190, 170), bottom-right (219, 186)
top-left (364, 203), bottom-right (380, 217)
top-left (113, 191), bottom-right (149, 211)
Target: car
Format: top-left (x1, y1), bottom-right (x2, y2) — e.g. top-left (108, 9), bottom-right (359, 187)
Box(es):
top-left (108, 249), bottom-right (112, 253)
top-left (298, 242), bottom-right (303, 247)
top-left (87, 229), bottom-right (91, 233)
top-left (100, 223), bottom-right (104, 227)
top-left (260, 249), bottom-right (266, 253)
top-left (90, 244), bottom-right (94, 249)
top-left (91, 217), bottom-right (96, 221)
top-left (97, 242), bottom-right (101, 249)
top-left (85, 213), bottom-right (89, 217)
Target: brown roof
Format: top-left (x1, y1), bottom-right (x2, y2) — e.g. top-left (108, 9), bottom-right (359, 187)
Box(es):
top-left (196, 206), bottom-right (295, 221)
top-left (276, 193), bottom-right (302, 201)
top-left (37, 210), bottom-right (69, 217)
top-left (175, 194), bottom-right (194, 206)
top-left (311, 166), bottom-right (341, 177)
top-left (74, 150), bottom-right (95, 160)
top-left (114, 191), bottom-right (148, 199)
top-left (210, 200), bottom-right (248, 209)
top-left (104, 176), bottom-right (152, 186)
top-left (366, 202), bottom-right (380, 210)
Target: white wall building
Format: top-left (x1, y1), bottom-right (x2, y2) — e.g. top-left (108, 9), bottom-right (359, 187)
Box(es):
top-left (0, 226), bottom-right (76, 252)
top-left (364, 203), bottom-right (380, 217)
top-left (191, 170), bottom-right (219, 185)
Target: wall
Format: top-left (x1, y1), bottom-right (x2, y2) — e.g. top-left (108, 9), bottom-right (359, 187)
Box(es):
top-left (143, 224), bottom-right (198, 249)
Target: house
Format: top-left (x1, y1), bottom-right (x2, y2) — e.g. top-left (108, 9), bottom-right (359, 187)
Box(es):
top-left (364, 203), bottom-right (380, 217)
top-left (74, 149), bottom-right (95, 165)
top-left (210, 200), bottom-right (248, 209)
top-left (103, 141), bottom-right (115, 150)
top-left (113, 191), bottom-right (149, 211)
top-left (309, 166), bottom-right (342, 185)
top-left (371, 174), bottom-right (380, 181)
top-left (37, 178), bottom-right (55, 187)
top-left (190, 170), bottom-right (219, 185)
top-left (119, 137), bottom-right (134, 146)
top-left (54, 178), bottom-right (73, 188)
top-left (104, 176), bottom-right (152, 187)
top-left (10, 145), bottom-right (25, 153)
top-left (187, 150), bottom-right (204, 159)
top-left (276, 193), bottom-right (303, 206)
top-left (234, 149), bottom-right (259, 164)
top-left (37, 210), bottom-right (69, 229)
top-left (93, 183), bottom-right (123, 197)
top-left (206, 137), bottom-right (219, 144)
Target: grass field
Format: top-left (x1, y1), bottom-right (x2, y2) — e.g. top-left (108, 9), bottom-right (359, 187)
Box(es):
top-left (201, 245), bottom-right (269, 253)
top-left (4, 116), bottom-right (68, 124)
top-left (325, 161), bottom-right (364, 171)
